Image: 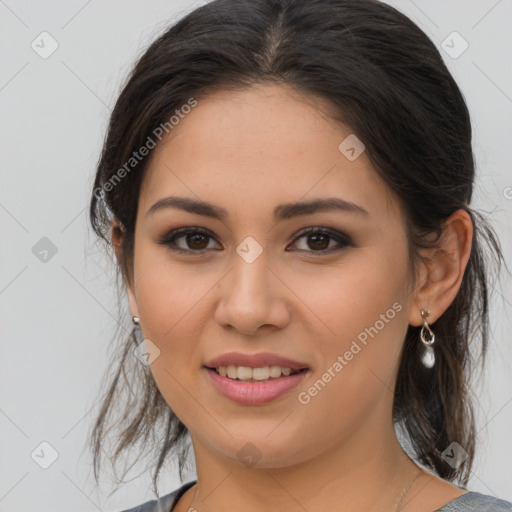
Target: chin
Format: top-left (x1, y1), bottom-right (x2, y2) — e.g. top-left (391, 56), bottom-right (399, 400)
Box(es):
top-left (206, 431), bottom-right (310, 470)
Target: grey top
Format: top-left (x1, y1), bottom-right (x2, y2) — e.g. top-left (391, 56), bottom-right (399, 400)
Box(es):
top-left (119, 480), bottom-right (512, 512)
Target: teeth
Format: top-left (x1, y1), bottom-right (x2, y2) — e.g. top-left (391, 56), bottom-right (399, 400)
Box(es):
top-left (217, 365), bottom-right (298, 380)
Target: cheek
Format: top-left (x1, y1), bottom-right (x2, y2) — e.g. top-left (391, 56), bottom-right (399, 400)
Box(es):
top-left (133, 244), bottom-right (213, 342)
top-left (291, 249), bottom-right (410, 398)
top-left (291, 251), bottom-right (408, 347)
top-left (133, 254), bottom-right (211, 423)
top-left (292, 281), bottom-right (408, 438)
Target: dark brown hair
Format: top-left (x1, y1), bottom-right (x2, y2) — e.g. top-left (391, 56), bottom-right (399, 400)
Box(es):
top-left (88, 0), bottom-right (507, 497)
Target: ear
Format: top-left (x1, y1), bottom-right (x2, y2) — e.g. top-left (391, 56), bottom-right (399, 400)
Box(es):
top-left (408, 209), bottom-right (473, 327)
top-left (111, 220), bottom-right (140, 319)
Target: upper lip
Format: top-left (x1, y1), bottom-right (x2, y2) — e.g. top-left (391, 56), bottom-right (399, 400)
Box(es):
top-left (205, 352), bottom-right (309, 371)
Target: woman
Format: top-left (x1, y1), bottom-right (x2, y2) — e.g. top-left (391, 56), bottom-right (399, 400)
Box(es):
top-left (88, 0), bottom-right (511, 510)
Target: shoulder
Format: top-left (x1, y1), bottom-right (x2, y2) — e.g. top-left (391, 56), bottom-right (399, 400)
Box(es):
top-left (118, 480), bottom-right (197, 512)
top-left (435, 491), bottom-right (512, 511)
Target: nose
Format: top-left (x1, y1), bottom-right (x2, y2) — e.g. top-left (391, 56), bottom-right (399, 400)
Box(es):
top-left (214, 249), bottom-right (291, 335)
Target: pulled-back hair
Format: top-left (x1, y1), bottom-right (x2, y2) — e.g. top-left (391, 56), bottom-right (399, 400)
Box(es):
top-left (88, 0), bottom-right (506, 497)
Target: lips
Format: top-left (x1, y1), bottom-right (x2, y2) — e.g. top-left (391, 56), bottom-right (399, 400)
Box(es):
top-left (204, 367), bottom-right (310, 404)
top-left (204, 351), bottom-right (310, 371)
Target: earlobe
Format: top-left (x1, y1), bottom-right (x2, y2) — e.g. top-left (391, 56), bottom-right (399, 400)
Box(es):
top-left (409, 209), bottom-right (473, 327)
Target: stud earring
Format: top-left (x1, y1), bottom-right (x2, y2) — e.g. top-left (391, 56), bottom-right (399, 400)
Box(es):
top-left (132, 316), bottom-right (140, 326)
top-left (420, 309), bottom-right (435, 368)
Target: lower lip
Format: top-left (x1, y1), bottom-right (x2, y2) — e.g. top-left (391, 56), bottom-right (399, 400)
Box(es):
top-left (205, 368), bottom-right (309, 405)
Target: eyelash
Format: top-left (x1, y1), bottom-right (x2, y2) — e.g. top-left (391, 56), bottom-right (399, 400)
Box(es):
top-left (158, 226), bottom-right (352, 255)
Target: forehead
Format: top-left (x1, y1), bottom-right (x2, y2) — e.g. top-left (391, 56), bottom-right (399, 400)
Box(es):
top-left (139, 83), bottom-right (401, 223)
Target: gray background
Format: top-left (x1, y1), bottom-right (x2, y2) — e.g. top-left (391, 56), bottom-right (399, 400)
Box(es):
top-left (1, 1), bottom-right (511, 510)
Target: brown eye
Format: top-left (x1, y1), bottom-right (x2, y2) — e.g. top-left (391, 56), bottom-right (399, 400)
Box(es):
top-left (288, 228), bottom-right (352, 253)
top-left (306, 233), bottom-right (330, 250)
top-left (158, 227), bottom-right (220, 254)
top-left (186, 233), bottom-right (209, 250)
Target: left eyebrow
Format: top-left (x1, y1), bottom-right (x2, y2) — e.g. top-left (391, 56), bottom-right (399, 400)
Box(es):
top-left (145, 196), bottom-right (369, 221)
top-left (274, 197), bottom-right (369, 220)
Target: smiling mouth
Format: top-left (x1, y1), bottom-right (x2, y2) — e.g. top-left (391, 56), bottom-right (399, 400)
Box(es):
top-left (205, 365), bottom-right (309, 382)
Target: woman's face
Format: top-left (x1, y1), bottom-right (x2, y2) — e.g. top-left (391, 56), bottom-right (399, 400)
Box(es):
top-left (124, 83), bottom-right (419, 469)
